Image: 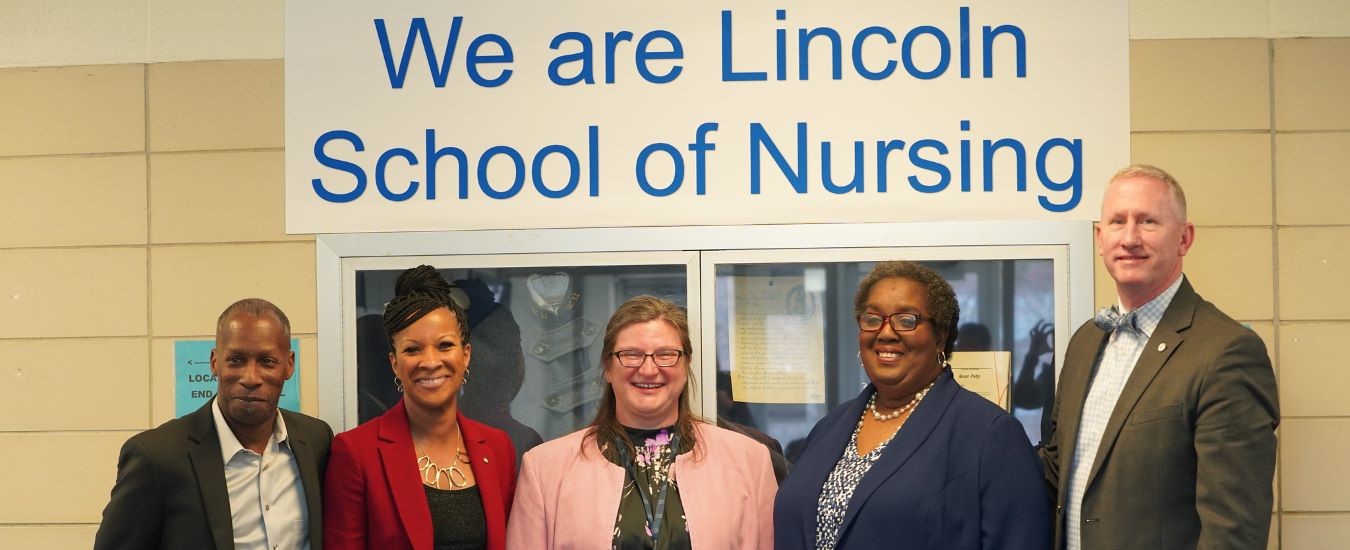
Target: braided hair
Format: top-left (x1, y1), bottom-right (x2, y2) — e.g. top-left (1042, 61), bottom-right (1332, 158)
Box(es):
top-left (383, 265), bottom-right (470, 344)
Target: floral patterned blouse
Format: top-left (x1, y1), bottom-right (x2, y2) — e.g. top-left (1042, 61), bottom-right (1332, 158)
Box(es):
top-left (608, 426), bottom-right (692, 550)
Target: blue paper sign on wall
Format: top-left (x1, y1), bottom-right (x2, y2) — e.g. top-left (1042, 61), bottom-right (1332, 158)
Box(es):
top-left (174, 339), bottom-right (302, 417)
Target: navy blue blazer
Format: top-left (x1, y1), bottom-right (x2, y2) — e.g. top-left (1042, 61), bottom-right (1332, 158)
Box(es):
top-left (774, 370), bottom-right (1050, 550)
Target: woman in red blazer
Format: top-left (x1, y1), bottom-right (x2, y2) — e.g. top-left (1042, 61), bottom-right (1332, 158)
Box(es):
top-left (325, 266), bottom-right (516, 550)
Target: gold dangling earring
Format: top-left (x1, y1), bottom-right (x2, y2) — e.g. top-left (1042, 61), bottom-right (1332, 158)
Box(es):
top-left (394, 376), bottom-right (404, 392)
top-left (938, 350), bottom-right (951, 370)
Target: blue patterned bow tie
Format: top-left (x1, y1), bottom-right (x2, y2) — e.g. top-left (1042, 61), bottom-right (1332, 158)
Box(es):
top-left (1094, 306), bottom-right (1137, 332)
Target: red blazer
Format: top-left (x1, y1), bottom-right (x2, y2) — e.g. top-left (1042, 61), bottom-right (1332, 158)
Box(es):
top-left (324, 400), bottom-right (517, 550)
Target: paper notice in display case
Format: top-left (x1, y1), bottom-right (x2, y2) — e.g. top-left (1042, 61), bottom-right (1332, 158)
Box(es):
top-left (949, 351), bottom-right (1012, 410)
top-left (730, 276), bottom-right (826, 404)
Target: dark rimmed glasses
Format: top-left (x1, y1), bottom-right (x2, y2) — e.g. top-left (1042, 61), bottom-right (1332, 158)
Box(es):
top-left (612, 349), bottom-right (686, 368)
top-left (857, 312), bottom-right (934, 332)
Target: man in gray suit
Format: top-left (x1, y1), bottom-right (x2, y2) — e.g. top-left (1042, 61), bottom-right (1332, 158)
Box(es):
top-left (95, 298), bottom-right (333, 550)
top-left (1042, 164), bottom-right (1279, 549)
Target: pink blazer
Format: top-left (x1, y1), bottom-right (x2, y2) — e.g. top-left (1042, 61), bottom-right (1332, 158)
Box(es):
top-left (507, 422), bottom-right (776, 549)
top-left (324, 401), bottom-right (517, 550)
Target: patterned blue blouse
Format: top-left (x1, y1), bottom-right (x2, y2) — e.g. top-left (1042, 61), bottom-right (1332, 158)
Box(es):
top-left (814, 415), bottom-right (897, 550)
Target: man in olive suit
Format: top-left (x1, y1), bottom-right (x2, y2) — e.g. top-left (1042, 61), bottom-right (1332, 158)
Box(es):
top-left (1042, 165), bottom-right (1279, 549)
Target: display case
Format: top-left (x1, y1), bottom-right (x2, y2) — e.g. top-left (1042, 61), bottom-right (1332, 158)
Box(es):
top-left (317, 221), bottom-right (1094, 458)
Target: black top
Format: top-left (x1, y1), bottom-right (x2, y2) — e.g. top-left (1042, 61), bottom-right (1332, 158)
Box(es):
top-left (608, 426), bottom-right (692, 550)
top-left (424, 484), bottom-right (487, 550)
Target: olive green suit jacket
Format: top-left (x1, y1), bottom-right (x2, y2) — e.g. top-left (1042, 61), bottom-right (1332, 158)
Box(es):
top-left (1042, 277), bottom-right (1278, 549)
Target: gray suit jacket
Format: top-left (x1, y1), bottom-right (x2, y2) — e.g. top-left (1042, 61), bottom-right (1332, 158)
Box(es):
top-left (1042, 277), bottom-right (1278, 549)
top-left (94, 399), bottom-right (334, 550)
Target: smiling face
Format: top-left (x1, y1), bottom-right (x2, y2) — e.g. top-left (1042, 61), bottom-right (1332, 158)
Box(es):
top-left (389, 307), bottom-right (471, 414)
top-left (1096, 174), bottom-right (1195, 309)
top-left (858, 277), bottom-right (947, 399)
top-left (211, 312), bottom-right (294, 430)
top-left (603, 319), bottom-right (689, 429)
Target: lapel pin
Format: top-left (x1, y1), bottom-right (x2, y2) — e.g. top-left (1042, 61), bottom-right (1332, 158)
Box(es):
top-left (483, 457), bottom-right (489, 463)
top-left (1157, 343), bottom-right (1166, 352)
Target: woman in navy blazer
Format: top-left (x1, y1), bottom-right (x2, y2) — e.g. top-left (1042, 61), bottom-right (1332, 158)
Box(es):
top-left (325, 266), bottom-right (516, 550)
top-left (774, 261), bottom-right (1049, 549)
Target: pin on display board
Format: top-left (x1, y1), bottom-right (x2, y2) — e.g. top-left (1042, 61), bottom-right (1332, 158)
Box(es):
top-left (174, 339), bottom-right (302, 417)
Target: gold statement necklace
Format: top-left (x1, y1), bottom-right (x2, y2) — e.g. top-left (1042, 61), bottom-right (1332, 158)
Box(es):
top-left (413, 432), bottom-right (472, 489)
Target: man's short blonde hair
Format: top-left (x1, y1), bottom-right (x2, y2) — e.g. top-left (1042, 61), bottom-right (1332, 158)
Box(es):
top-left (1109, 164), bottom-right (1188, 221)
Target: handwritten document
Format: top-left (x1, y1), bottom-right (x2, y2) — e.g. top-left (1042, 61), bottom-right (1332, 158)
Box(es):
top-left (730, 276), bottom-right (826, 403)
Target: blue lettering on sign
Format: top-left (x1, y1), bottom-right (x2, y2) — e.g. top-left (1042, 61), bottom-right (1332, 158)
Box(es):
top-left (312, 130), bottom-right (366, 203)
top-left (721, 10), bottom-right (766, 81)
top-left (721, 7), bottom-right (1026, 82)
top-left (478, 146), bottom-right (526, 199)
top-left (908, 140), bottom-right (952, 192)
top-left (635, 143), bottom-right (684, 197)
top-left (745, 121), bottom-right (1081, 210)
top-left (749, 122), bottom-right (807, 194)
top-left (374, 17), bottom-right (514, 89)
top-left (310, 126), bottom-right (601, 203)
top-left (311, 121), bottom-right (1082, 213)
top-left (1036, 138), bottom-right (1083, 212)
top-left (547, 28), bottom-right (683, 85)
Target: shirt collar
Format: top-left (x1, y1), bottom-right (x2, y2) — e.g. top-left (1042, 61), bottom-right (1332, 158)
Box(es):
top-left (1116, 275), bottom-right (1184, 339)
top-left (212, 397), bottom-right (289, 463)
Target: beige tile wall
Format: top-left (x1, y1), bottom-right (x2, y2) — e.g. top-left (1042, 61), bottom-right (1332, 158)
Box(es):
top-left (1129, 39), bottom-right (1270, 132)
top-left (0, 65), bottom-right (144, 156)
top-left (1274, 39), bottom-right (1350, 130)
top-left (0, 54), bottom-right (314, 542)
top-left (1130, 132), bottom-right (1273, 226)
top-left (0, 155), bottom-right (148, 248)
top-left (2, 8), bottom-right (1348, 550)
top-left (0, 1), bottom-right (283, 68)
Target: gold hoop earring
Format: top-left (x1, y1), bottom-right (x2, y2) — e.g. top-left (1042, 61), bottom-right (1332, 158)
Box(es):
top-left (938, 350), bottom-right (951, 369)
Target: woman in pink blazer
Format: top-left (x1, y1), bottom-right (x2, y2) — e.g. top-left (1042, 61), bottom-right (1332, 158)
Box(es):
top-left (325, 266), bottom-right (516, 550)
top-left (507, 296), bottom-right (776, 549)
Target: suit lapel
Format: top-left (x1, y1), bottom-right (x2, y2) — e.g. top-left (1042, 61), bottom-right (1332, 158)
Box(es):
top-left (188, 399), bottom-right (234, 550)
top-left (379, 402), bottom-right (433, 550)
top-left (1055, 325), bottom-right (1109, 503)
top-left (838, 372), bottom-right (957, 541)
top-left (795, 387), bottom-right (871, 542)
top-left (459, 415), bottom-right (504, 547)
top-left (283, 411), bottom-right (324, 549)
top-left (1086, 280), bottom-right (1197, 485)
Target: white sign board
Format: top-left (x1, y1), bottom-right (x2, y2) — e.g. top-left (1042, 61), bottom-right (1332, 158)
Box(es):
top-left (286, 1), bottom-right (1128, 233)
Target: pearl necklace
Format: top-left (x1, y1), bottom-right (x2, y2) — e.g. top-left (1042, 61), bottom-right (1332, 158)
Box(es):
top-left (866, 378), bottom-right (937, 422)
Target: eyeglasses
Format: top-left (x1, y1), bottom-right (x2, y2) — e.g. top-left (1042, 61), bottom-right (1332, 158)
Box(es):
top-left (613, 349), bottom-right (686, 368)
top-left (858, 312), bottom-right (934, 333)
